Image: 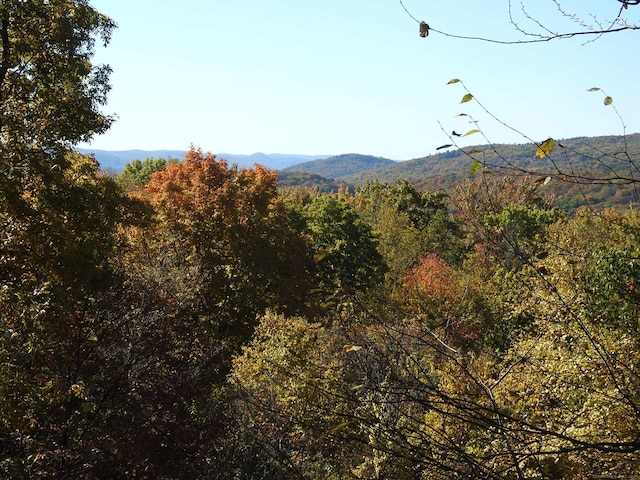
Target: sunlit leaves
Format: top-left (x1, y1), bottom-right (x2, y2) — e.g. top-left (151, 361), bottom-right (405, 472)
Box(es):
top-left (343, 345), bottom-right (363, 353)
top-left (588, 87), bottom-right (613, 106)
top-left (0, 0), bottom-right (115, 152)
top-left (117, 157), bottom-right (170, 191)
top-left (470, 160), bottom-right (484, 174)
top-left (536, 137), bottom-right (555, 158)
top-left (461, 93), bottom-right (474, 103)
top-left (447, 78), bottom-right (461, 84)
top-left (463, 129), bottom-right (479, 137)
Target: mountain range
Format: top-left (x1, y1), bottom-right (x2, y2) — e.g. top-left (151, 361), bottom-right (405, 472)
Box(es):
top-left (77, 148), bottom-right (329, 172)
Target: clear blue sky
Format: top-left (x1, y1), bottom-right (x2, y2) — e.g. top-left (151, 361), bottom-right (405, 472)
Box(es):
top-left (80, 0), bottom-right (640, 160)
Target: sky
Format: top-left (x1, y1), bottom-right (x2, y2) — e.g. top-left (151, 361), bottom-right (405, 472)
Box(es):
top-left (79, 0), bottom-right (640, 160)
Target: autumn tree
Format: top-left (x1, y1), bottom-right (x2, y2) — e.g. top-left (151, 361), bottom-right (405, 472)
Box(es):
top-left (0, 0), bottom-right (117, 329)
top-left (0, 2), bottom-right (180, 476)
top-left (229, 311), bottom-right (357, 479)
top-left (0, 152), bottom-right (149, 478)
top-left (143, 147), bottom-right (312, 343)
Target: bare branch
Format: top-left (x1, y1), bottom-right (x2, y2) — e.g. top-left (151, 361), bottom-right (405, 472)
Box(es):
top-left (401, 0), bottom-right (639, 44)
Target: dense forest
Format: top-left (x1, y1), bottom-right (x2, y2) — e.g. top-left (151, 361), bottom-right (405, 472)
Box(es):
top-left (2, 2), bottom-right (640, 479)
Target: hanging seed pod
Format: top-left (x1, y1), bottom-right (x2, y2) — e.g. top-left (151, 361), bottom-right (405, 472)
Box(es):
top-left (419, 21), bottom-right (429, 37)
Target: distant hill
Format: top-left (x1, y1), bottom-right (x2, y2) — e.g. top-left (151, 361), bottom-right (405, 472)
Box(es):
top-left (340, 133), bottom-right (640, 186)
top-left (77, 148), bottom-right (328, 172)
top-left (274, 133), bottom-right (640, 213)
top-left (277, 171), bottom-right (347, 193)
top-left (338, 133), bottom-right (640, 212)
top-left (77, 149), bottom-right (186, 172)
top-left (282, 153), bottom-right (396, 179)
top-left (219, 152), bottom-right (329, 170)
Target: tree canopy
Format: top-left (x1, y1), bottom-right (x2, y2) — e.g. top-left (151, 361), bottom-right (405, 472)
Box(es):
top-left (3, 0), bottom-right (640, 478)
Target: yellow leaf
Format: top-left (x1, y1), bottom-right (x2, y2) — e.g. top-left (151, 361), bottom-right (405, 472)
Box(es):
top-left (535, 138), bottom-right (555, 158)
top-left (344, 345), bottom-right (362, 353)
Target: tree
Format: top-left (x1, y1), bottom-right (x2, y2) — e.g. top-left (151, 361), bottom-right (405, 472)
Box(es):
top-left (1, 0), bottom-right (114, 195)
top-left (302, 194), bottom-right (387, 303)
top-left (0, 0), bottom-right (118, 335)
top-left (144, 147), bottom-right (312, 340)
top-left (0, 152), bottom-right (149, 478)
top-left (229, 311), bottom-right (355, 479)
top-left (353, 179), bottom-right (466, 282)
top-left (116, 157), bottom-right (171, 191)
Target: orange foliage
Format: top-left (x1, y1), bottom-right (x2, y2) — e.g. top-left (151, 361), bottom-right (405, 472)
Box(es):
top-left (143, 146), bottom-right (311, 317)
top-left (399, 253), bottom-right (461, 312)
top-left (147, 147), bottom-right (278, 229)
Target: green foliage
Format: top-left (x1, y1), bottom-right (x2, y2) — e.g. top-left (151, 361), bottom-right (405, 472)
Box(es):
top-left (230, 311), bottom-right (353, 479)
top-left (483, 203), bottom-right (563, 268)
top-left (0, 0), bottom-right (115, 188)
top-left (116, 156), bottom-right (170, 191)
top-left (303, 194), bottom-right (387, 301)
top-left (0, 153), bottom-right (149, 478)
top-left (470, 159), bottom-right (484, 174)
top-left (277, 170), bottom-right (346, 193)
top-left (355, 179), bottom-right (466, 276)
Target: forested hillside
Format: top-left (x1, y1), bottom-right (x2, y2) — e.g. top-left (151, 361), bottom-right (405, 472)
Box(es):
top-left (277, 170), bottom-right (347, 194)
top-left (288, 134), bottom-right (640, 212)
top-left (282, 153), bottom-right (396, 178)
top-left (340, 134), bottom-right (640, 184)
top-left (3, 2), bottom-right (640, 479)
